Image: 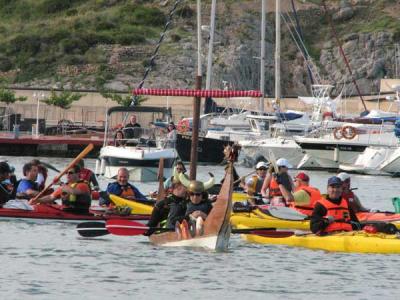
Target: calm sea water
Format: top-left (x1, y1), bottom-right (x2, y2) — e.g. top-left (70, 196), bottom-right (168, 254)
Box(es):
top-left (1, 157), bottom-right (400, 300)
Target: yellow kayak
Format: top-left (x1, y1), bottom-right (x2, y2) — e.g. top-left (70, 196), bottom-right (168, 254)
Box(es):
top-left (110, 195), bottom-right (400, 231)
top-left (231, 209), bottom-right (310, 230)
top-left (238, 225), bottom-right (400, 254)
top-left (231, 208), bottom-right (400, 230)
top-left (109, 195), bottom-right (153, 215)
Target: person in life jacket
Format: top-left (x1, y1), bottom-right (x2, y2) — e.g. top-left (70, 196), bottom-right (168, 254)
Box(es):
top-left (337, 172), bottom-right (370, 213)
top-left (243, 161), bottom-right (268, 205)
top-left (144, 179), bottom-right (188, 236)
top-left (278, 172), bottom-right (321, 215)
top-left (78, 159), bottom-right (99, 191)
top-left (0, 162), bottom-right (13, 208)
top-left (30, 165), bottom-right (91, 214)
top-left (310, 176), bottom-right (360, 234)
top-left (16, 162), bottom-right (40, 199)
top-left (30, 159), bottom-right (48, 191)
top-left (261, 158), bottom-right (294, 205)
top-left (101, 168), bottom-right (148, 206)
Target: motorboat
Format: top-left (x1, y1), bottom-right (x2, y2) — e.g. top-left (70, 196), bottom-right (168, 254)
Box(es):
top-left (96, 106), bottom-right (177, 181)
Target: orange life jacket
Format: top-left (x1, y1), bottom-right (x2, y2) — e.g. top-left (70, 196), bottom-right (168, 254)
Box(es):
top-left (120, 185), bottom-right (135, 198)
top-left (318, 197), bottom-right (353, 233)
top-left (290, 185), bottom-right (321, 216)
top-left (268, 177), bottom-right (282, 198)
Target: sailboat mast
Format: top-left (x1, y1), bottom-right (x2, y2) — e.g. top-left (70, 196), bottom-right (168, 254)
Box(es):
top-left (260, 0), bottom-right (266, 113)
top-left (189, 0), bottom-right (203, 180)
top-left (274, 0), bottom-right (281, 104)
top-left (206, 0), bottom-right (217, 90)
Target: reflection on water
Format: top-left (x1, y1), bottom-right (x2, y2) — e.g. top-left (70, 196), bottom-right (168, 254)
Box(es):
top-left (1, 157), bottom-right (400, 299)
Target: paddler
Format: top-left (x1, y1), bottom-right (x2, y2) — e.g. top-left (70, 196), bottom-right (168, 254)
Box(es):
top-left (261, 158), bottom-right (294, 206)
top-left (278, 172), bottom-right (321, 215)
top-left (100, 167), bottom-right (147, 206)
top-left (185, 180), bottom-right (213, 236)
top-left (337, 172), bottom-right (370, 213)
top-left (145, 179), bottom-right (188, 236)
top-left (310, 176), bottom-right (360, 234)
top-left (243, 161), bottom-right (268, 205)
top-left (164, 161), bottom-right (186, 192)
top-left (30, 159), bottom-right (48, 191)
top-left (16, 162), bottom-right (40, 199)
top-left (29, 165), bottom-right (91, 214)
top-left (77, 159), bottom-right (99, 191)
top-left (0, 162), bottom-right (13, 207)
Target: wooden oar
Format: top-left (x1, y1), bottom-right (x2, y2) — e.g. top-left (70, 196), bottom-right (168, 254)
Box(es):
top-left (30, 144), bottom-right (94, 203)
top-left (156, 158), bottom-right (165, 202)
top-left (76, 220), bottom-right (287, 238)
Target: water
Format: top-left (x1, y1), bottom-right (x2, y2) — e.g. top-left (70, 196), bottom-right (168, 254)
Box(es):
top-left (1, 157), bottom-right (400, 299)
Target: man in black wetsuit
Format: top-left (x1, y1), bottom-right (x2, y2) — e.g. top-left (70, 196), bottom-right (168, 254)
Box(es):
top-left (145, 181), bottom-right (188, 236)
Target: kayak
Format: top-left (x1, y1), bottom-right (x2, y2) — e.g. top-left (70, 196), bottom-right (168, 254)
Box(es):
top-left (239, 225), bottom-right (400, 254)
top-left (231, 207), bottom-right (400, 229)
top-left (109, 195), bottom-right (153, 215)
top-left (0, 203), bottom-right (150, 222)
top-left (231, 209), bottom-right (310, 230)
top-left (108, 195), bottom-right (400, 230)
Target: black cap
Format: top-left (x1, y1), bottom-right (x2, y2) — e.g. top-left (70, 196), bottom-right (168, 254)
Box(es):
top-left (0, 161), bottom-right (12, 174)
top-left (327, 176), bottom-right (342, 187)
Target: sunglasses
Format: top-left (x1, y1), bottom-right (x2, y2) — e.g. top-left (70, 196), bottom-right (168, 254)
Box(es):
top-left (257, 167), bottom-right (267, 171)
top-left (67, 171), bottom-right (75, 175)
top-left (190, 192), bottom-right (202, 196)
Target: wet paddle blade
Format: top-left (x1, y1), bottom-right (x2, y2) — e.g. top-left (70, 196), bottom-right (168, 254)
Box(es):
top-left (106, 219), bottom-right (148, 236)
top-left (76, 222), bottom-right (108, 237)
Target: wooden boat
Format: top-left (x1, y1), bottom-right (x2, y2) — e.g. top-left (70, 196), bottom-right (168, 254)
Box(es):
top-left (149, 163), bottom-right (233, 251)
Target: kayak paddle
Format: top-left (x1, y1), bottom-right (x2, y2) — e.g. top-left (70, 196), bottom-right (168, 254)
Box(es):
top-left (77, 222), bottom-right (108, 237)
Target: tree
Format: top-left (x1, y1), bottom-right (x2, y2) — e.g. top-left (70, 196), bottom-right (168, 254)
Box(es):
top-left (0, 87), bottom-right (27, 105)
top-left (41, 90), bottom-right (83, 122)
top-left (0, 87), bottom-right (27, 130)
top-left (100, 89), bottom-right (147, 107)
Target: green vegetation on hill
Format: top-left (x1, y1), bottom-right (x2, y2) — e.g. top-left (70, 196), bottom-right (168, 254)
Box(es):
top-left (0, 0), bottom-right (168, 83)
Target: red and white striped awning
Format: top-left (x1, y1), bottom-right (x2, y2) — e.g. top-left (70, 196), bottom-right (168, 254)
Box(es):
top-left (132, 88), bottom-right (262, 98)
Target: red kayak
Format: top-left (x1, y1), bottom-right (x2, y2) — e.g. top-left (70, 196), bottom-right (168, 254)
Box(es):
top-left (356, 211), bottom-right (400, 223)
top-left (0, 204), bottom-right (150, 222)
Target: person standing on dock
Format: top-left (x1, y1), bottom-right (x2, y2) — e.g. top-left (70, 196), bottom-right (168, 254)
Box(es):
top-left (16, 163), bottom-right (40, 199)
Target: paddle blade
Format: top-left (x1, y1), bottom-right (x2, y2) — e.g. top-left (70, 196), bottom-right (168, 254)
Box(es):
top-left (106, 219), bottom-right (148, 236)
top-left (77, 222), bottom-right (109, 237)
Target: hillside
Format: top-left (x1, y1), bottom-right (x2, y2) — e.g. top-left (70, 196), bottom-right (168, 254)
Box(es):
top-left (0, 0), bottom-right (399, 96)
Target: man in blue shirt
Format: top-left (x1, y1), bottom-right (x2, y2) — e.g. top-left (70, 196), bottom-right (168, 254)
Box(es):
top-left (16, 162), bottom-right (39, 199)
top-left (100, 168), bottom-right (148, 206)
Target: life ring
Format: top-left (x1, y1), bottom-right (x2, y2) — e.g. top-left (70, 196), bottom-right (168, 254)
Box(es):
top-left (342, 125), bottom-right (357, 140)
top-left (177, 119), bottom-right (190, 133)
top-left (333, 127), bottom-right (343, 140)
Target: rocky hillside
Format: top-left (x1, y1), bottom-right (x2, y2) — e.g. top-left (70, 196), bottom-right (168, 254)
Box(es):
top-left (0, 0), bottom-right (399, 96)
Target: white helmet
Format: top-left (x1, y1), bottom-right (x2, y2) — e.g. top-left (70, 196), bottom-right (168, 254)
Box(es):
top-left (337, 172), bottom-right (351, 181)
top-left (256, 161), bottom-right (269, 170)
top-left (276, 158), bottom-right (292, 168)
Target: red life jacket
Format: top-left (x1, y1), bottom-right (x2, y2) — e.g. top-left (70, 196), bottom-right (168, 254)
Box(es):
top-left (79, 168), bottom-right (93, 182)
top-left (290, 185), bottom-right (321, 216)
top-left (268, 177), bottom-right (282, 198)
top-left (317, 197), bottom-right (353, 233)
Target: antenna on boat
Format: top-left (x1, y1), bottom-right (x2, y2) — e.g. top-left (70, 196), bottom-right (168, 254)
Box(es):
top-left (260, 0), bottom-right (266, 114)
top-left (274, 0), bottom-right (281, 107)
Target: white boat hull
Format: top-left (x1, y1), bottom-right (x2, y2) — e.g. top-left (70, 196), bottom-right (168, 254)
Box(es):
top-left (98, 145), bottom-right (177, 181)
